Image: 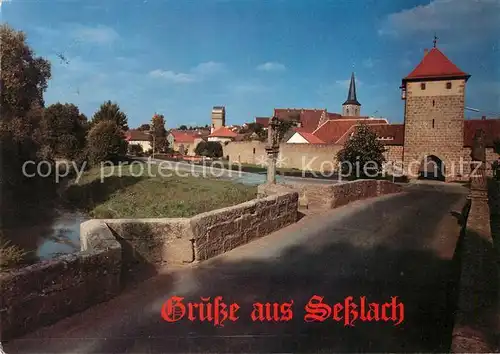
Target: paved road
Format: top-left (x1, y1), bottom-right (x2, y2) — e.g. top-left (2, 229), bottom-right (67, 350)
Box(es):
top-left (139, 157), bottom-right (340, 186)
top-left (5, 183), bottom-right (468, 353)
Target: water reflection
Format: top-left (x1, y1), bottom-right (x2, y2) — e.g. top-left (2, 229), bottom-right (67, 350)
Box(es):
top-left (4, 211), bottom-right (86, 261)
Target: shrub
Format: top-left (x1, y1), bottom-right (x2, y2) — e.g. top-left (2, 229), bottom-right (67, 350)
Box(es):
top-left (0, 237), bottom-right (28, 270)
top-left (128, 144), bottom-right (143, 156)
top-left (194, 141), bottom-right (223, 158)
top-left (86, 120), bottom-right (128, 165)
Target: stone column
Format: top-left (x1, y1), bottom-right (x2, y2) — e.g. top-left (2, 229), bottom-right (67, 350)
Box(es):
top-left (265, 116), bottom-right (280, 185)
top-left (266, 150), bottom-right (278, 184)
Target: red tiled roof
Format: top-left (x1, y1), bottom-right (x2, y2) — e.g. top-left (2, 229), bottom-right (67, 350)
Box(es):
top-left (312, 119), bottom-right (389, 144)
top-left (294, 131), bottom-right (325, 144)
top-left (404, 48), bottom-right (469, 81)
top-left (209, 126), bottom-right (238, 138)
top-left (327, 112), bottom-right (342, 120)
top-left (463, 119), bottom-right (500, 147)
top-left (255, 117), bottom-right (270, 127)
top-left (170, 131), bottom-right (198, 143)
top-left (125, 129), bottom-right (150, 141)
top-left (274, 109), bottom-right (325, 133)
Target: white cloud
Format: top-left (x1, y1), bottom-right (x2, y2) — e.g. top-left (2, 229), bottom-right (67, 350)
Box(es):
top-left (191, 61), bottom-right (225, 75)
top-left (256, 62), bottom-right (286, 72)
top-left (378, 0), bottom-right (500, 48)
top-left (69, 24), bottom-right (119, 44)
top-left (0, 0), bottom-right (13, 11)
top-left (149, 61), bottom-right (226, 84)
top-left (149, 69), bottom-right (195, 83)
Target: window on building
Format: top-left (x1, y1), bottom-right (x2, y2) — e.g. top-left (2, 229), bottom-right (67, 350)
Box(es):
top-left (432, 119), bottom-right (435, 128)
top-left (253, 148), bottom-right (256, 154)
top-left (446, 82), bottom-right (452, 89)
top-left (421, 83), bottom-right (426, 90)
top-left (433, 100), bottom-right (435, 107)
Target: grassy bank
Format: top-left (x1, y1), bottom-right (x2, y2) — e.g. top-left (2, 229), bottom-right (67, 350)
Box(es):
top-left (63, 163), bottom-right (257, 218)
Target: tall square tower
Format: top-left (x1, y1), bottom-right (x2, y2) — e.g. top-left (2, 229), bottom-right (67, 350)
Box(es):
top-left (401, 45), bottom-right (470, 181)
top-left (211, 106), bottom-right (226, 133)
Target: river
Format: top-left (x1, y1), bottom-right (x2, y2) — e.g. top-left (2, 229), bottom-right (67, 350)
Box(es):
top-left (4, 210), bottom-right (87, 261)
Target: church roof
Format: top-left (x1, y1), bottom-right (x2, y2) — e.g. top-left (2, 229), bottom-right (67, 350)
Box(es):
top-left (343, 72), bottom-right (361, 106)
top-left (404, 48), bottom-right (469, 81)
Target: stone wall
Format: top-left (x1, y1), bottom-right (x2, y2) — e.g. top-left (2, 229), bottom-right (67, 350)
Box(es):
top-left (0, 221), bottom-right (121, 340)
top-left (384, 145), bottom-right (404, 164)
top-left (258, 179), bottom-right (402, 210)
top-left (224, 141), bottom-right (411, 172)
top-left (1, 193), bottom-right (299, 341)
top-left (279, 143), bottom-right (342, 172)
top-left (223, 141), bottom-right (267, 165)
top-left (190, 192), bottom-right (298, 261)
top-left (451, 151), bottom-right (500, 351)
top-left (104, 219), bottom-right (194, 270)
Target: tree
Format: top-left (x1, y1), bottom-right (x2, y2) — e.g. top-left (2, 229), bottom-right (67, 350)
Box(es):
top-left (91, 100), bottom-right (128, 131)
top-left (42, 103), bottom-right (88, 159)
top-left (0, 24), bottom-right (51, 119)
top-left (150, 113), bottom-right (168, 153)
top-left (276, 119), bottom-right (296, 142)
top-left (86, 120), bottom-right (128, 164)
top-left (0, 25), bottom-right (52, 220)
top-left (245, 122), bottom-right (267, 141)
top-left (194, 141), bottom-right (223, 158)
top-left (179, 125), bottom-right (188, 130)
top-left (137, 124), bottom-right (150, 131)
top-left (494, 138), bottom-right (500, 155)
top-left (336, 123), bottom-right (386, 178)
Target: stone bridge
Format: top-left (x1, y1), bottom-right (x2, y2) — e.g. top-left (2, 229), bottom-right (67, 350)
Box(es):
top-left (6, 181), bottom-right (489, 353)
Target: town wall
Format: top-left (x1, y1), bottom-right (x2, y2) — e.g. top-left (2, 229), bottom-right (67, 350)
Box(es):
top-left (223, 141), bottom-right (343, 172)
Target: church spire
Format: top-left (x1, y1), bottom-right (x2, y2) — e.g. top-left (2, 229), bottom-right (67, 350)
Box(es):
top-left (343, 72), bottom-right (360, 106)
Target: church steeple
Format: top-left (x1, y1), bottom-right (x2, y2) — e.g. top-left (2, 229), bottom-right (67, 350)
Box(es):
top-left (342, 72), bottom-right (361, 116)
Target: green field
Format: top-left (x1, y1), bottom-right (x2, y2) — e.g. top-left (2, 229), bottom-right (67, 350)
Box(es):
top-left (63, 163), bottom-right (257, 218)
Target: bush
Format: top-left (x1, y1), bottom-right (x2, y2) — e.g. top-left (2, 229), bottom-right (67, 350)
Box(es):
top-left (194, 141), bottom-right (223, 158)
top-left (128, 144), bottom-right (143, 156)
top-left (0, 237), bottom-right (28, 270)
top-left (86, 120), bottom-right (128, 165)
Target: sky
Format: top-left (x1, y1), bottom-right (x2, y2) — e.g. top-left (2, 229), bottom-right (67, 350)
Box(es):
top-left (3, 0), bottom-right (499, 128)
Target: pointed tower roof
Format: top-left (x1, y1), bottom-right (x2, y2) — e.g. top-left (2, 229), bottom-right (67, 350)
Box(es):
top-left (403, 47), bottom-right (470, 82)
top-left (343, 72), bottom-right (361, 106)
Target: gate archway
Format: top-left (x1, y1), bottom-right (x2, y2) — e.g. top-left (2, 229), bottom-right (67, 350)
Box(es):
top-left (419, 155), bottom-right (445, 181)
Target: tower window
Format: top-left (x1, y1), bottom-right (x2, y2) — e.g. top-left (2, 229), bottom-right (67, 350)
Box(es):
top-left (253, 148), bottom-right (256, 154)
top-left (421, 83), bottom-right (426, 90)
top-left (432, 100), bottom-right (435, 107)
top-left (446, 82), bottom-right (452, 89)
top-left (432, 119), bottom-right (435, 128)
